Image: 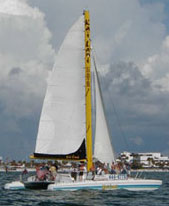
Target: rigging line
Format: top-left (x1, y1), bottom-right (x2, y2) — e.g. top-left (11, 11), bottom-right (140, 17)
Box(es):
top-left (92, 45), bottom-right (130, 151)
top-left (110, 98), bottom-right (130, 150)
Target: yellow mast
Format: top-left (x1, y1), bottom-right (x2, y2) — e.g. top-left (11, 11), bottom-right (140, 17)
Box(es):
top-left (84, 10), bottom-right (93, 171)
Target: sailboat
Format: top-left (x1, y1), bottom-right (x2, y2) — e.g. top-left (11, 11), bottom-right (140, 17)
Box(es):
top-left (4, 10), bottom-right (162, 191)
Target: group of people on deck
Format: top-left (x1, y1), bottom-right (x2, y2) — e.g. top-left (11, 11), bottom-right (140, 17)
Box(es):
top-left (71, 161), bottom-right (131, 181)
top-left (36, 164), bottom-right (58, 181)
top-left (110, 162), bottom-right (131, 175)
top-left (71, 163), bottom-right (87, 181)
top-left (33, 161), bottom-right (131, 182)
top-left (89, 161), bottom-right (130, 176)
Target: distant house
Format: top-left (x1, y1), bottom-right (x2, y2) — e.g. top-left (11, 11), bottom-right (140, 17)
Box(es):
top-left (118, 152), bottom-right (169, 169)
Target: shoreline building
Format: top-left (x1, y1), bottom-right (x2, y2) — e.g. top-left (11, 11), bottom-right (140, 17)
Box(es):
top-left (118, 151), bottom-right (169, 168)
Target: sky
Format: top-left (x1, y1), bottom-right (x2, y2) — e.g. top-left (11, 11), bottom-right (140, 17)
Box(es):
top-left (0, 0), bottom-right (169, 160)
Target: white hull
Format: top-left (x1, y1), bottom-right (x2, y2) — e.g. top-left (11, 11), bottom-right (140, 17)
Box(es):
top-left (48, 178), bottom-right (162, 191)
top-left (4, 175), bottom-right (162, 191)
top-left (4, 181), bottom-right (25, 190)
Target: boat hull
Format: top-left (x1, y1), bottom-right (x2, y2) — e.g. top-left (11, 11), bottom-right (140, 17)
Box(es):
top-left (47, 178), bottom-right (162, 191)
top-left (4, 181), bottom-right (25, 190)
top-left (24, 181), bottom-right (54, 190)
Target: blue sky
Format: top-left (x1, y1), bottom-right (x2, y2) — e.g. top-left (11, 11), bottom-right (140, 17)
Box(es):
top-left (0, 0), bottom-right (169, 160)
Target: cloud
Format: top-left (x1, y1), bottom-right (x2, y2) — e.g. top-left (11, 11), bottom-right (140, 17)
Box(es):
top-left (0, 0), bottom-right (55, 117)
top-left (97, 61), bottom-right (169, 153)
top-left (0, 0), bottom-right (42, 17)
top-left (29, 0), bottom-right (166, 64)
top-left (30, 0), bottom-right (169, 92)
top-left (0, 0), bottom-right (55, 159)
top-left (0, 0), bottom-right (169, 159)
top-left (8, 67), bottom-right (22, 76)
top-left (141, 36), bottom-right (169, 91)
top-left (92, 0), bottom-right (166, 64)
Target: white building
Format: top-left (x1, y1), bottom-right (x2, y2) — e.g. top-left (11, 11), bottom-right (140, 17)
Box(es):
top-left (137, 152), bottom-right (169, 163)
top-left (118, 152), bottom-right (169, 168)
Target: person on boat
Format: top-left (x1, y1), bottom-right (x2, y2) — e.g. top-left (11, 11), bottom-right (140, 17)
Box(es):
top-left (71, 167), bottom-right (78, 181)
top-left (36, 165), bottom-right (49, 181)
top-left (90, 163), bottom-right (96, 180)
top-left (79, 163), bottom-right (85, 181)
top-left (96, 166), bottom-right (103, 175)
top-left (110, 162), bottom-right (116, 174)
top-left (103, 163), bottom-right (109, 174)
top-left (114, 162), bottom-right (121, 174)
top-left (90, 163), bottom-right (95, 174)
top-left (49, 164), bottom-right (57, 181)
top-left (44, 164), bottom-right (50, 171)
top-left (5, 165), bottom-right (8, 173)
top-left (22, 168), bottom-right (28, 175)
top-left (125, 163), bottom-right (131, 176)
top-left (120, 165), bottom-right (127, 175)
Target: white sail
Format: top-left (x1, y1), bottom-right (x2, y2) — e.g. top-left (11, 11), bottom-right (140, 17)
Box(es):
top-left (34, 16), bottom-right (86, 158)
top-left (93, 57), bottom-right (115, 165)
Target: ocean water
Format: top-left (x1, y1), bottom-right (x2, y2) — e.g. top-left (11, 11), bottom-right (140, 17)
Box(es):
top-left (0, 172), bottom-right (168, 206)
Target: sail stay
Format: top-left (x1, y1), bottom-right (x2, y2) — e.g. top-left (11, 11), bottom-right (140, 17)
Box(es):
top-left (93, 56), bottom-right (115, 165)
top-left (33, 16), bottom-right (86, 160)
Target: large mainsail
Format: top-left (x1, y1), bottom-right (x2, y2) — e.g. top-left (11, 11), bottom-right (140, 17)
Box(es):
top-left (93, 57), bottom-right (115, 165)
top-left (33, 16), bottom-right (86, 160)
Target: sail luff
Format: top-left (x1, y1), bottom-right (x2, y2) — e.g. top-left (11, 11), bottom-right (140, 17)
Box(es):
top-left (84, 10), bottom-right (93, 171)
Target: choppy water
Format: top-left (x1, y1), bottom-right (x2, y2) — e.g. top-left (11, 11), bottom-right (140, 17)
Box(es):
top-left (0, 172), bottom-right (169, 206)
